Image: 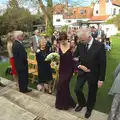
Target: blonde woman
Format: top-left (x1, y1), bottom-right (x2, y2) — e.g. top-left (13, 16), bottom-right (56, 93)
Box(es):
top-left (7, 32), bottom-right (18, 85)
top-left (36, 37), bottom-right (53, 94)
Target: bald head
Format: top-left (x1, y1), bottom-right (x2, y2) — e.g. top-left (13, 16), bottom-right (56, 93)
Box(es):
top-left (77, 28), bottom-right (92, 44)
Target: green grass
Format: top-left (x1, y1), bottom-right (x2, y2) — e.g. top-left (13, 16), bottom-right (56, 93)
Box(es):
top-left (0, 36), bottom-right (120, 113)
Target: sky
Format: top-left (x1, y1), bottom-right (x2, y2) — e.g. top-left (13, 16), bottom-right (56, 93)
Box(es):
top-left (0, 0), bottom-right (97, 6)
top-left (0, 0), bottom-right (97, 14)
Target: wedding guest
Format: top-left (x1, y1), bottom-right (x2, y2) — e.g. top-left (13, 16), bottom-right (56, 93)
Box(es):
top-left (105, 28), bottom-right (111, 51)
top-left (91, 26), bottom-right (97, 40)
top-left (31, 30), bottom-right (40, 53)
top-left (105, 28), bottom-right (111, 45)
top-left (107, 64), bottom-right (120, 120)
top-left (45, 35), bottom-right (52, 52)
top-left (7, 32), bottom-right (18, 85)
top-left (51, 40), bottom-right (59, 52)
top-left (36, 37), bottom-right (53, 94)
top-left (70, 39), bottom-right (78, 74)
top-left (96, 26), bottom-right (105, 43)
top-left (55, 32), bottom-right (76, 110)
top-left (12, 31), bottom-right (32, 93)
top-left (51, 31), bottom-right (58, 44)
top-left (74, 28), bottom-right (106, 118)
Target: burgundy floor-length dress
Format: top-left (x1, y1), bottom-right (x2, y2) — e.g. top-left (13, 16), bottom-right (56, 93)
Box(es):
top-left (55, 48), bottom-right (76, 110)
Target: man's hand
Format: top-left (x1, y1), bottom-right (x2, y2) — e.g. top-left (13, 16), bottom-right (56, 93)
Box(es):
top-left (78, 65), bottom-right (91, 72)
top-left (98, 81), bottom-right (103, 88)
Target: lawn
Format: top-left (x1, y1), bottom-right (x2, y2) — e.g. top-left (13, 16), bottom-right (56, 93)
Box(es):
top-left (0, 36), bottom-right (120, 114)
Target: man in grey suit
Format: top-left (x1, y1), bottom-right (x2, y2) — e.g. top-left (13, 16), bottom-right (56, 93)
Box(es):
top-left (108, 63), bottom-right (120, 120)
top-left (31, 30), bottom-right (40, 53)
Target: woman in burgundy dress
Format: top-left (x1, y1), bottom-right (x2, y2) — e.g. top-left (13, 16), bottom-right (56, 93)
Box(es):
top-left (55, 32), bottom-right (76, 110)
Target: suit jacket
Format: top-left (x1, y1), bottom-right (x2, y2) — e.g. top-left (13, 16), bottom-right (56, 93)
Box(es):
top-left (12, 40), bottom-right (28, 72)
top-left (109, 64), bottom-right (120, 95)
top-left (96, 30), bottom-right (105, 38)
top-left (75, 39), bottom-right (106, 81)
top-left (92, 32), bottom-right (98, 39)
top-left (31, 36), bottom-right (40, 52)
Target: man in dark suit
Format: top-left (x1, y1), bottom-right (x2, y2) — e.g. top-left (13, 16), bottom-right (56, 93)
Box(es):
top-left (12, 31), bottom-right (32, 93)
top-left (91, 26), bottom-right (98, 40)
top-left (74, 28), bottom-right (106, 118)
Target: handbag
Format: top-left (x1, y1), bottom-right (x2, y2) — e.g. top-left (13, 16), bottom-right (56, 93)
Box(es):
top-left (5, 66), bottom-right (12, 76)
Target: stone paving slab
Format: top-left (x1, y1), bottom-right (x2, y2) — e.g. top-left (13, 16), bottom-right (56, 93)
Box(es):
top-left (27, 90), bottom-right (55, 107)
top-left (1, 89), bottom-right (52, 117)
top-left (0, 77), bottom-right (12, 85)
top-left (0, 96), bottom-right (36, 120)
top-left (39, 94), bottom-right (56, 107)
top-left (68, 107), bottom-right (108, 120)
top-left (42, 108), bottom-right (79, 120)
top-left (0, 78), bottom-right (108, 120)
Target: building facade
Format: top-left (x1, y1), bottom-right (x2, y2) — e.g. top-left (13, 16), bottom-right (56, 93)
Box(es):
top-left (53, 0), bottom-right (120, 31)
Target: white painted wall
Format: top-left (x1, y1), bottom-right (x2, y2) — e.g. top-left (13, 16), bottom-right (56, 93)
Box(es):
top-left (93, 0), bottom-right (120, 16)
top-left (93, 2), bottom-right (100, 16)
top-left (106, 1), bottom-right (112, 15)
top-left (101, 24), bottom-right (118, 35)
top-left (53, 14), bottom-right (65, 27)
top-left (53, 14), bottom-right (89, 29)
top-left (112, 5), bottom-right (120, 15)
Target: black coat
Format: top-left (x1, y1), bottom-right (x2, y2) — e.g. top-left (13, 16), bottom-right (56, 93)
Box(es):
top-left (75, 39), bottom-right (106, 82)
top-left (12, 40), bottom-right (28, 72)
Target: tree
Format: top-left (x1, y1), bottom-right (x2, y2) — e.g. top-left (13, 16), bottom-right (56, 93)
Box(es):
top-left (17, 0), bottom-right (87, 36)
top-left (0, 0), bottom-right (44, 35)
top-left (106, 15), bottom-right (120, 30)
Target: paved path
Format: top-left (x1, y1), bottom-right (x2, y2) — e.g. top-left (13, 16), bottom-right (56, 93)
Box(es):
top-left (0, 77), bottom-right (108, 120)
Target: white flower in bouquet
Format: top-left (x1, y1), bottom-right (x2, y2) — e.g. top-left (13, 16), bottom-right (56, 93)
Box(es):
top-left (36, 49), bottom-right (40, 53)
top-left (45, 52), bottom-right (60, 62)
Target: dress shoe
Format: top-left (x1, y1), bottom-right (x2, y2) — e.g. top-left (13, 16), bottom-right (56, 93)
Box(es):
top-left (85, 111), bottom-right (92, 118)
top-left (24, 88), bottom-right (32, 93)
top-left (75, 105), bottom-right (83, 112)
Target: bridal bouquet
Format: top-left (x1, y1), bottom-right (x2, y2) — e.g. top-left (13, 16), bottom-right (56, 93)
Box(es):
top-left (45, 52), bottom-right (60, 91)
top-left (45, 52), bottom-right (60, 62)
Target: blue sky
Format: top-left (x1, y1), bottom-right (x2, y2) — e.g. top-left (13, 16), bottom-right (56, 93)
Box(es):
top-left (0, 0), bottom-right (8, 3)
top-left (0, 0), bottom-right (97, 6)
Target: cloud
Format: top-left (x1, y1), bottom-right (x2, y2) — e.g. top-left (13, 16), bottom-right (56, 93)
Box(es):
top-left (0, 3), bottom-right (7, 15)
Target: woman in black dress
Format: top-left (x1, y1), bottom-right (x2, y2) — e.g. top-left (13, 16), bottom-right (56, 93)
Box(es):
top-left (36, 38), bottom-right (53, 93)
top-left (55, 32), bottom-right (76, 110)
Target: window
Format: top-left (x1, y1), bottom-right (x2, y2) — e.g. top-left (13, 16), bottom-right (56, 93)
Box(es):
top-left (80, 10), bottom-right (86, 15)
top-left (96, 10), bottom-right (99, 14)
top-left (113, 8), bottom-right (116, 15)
top-left (56, 19), bottom-right (60, 22)
top-left (67, 20), bottom-right (71, 23)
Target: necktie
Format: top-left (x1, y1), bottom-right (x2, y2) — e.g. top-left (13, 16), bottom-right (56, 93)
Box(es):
top-left (84, 44), bottom-right (89, 54)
